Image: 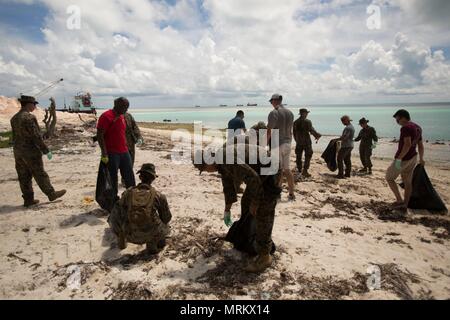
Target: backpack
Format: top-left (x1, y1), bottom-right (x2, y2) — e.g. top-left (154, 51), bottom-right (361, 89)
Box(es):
top-left (127, 185), bottom-right (157, 228)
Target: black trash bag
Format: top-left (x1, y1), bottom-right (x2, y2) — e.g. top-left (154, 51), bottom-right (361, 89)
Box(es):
top-left (408, 164), bottom-right (448, 213)
top-left (225, 213), bottom-right (276, 256)
top-left (321, 139), bottom-right (339, 172)
top-left (95, 162), bottom-right (116, 212)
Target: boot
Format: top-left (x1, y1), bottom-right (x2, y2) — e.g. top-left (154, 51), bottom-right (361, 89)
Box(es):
top-left (146, 242), bottom-right (162, 254)
top-left (358, 167), bottom-right (367, 173)
top-left (245, 254), bottom-right (273, 273)
top-left (345, 171), bottom-right (351, 178)
top-left (336, 173), bottom-right (345, 179)
top-left (48, 190), bottom-right (66, 202)
top-left (367, 168), bottom-right (373, 175)
top-left (302, 169), bottom-right (311, 178)
top-left (24, 199), bottom-right (40, 208)
top-left (118, 233), bottom-right (127, 250)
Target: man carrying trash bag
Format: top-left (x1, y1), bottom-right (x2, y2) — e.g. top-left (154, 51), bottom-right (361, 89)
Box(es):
top-left (96, 97), bottom-right (136, 210)
top-left (193, 143), bottom-right (281, 273)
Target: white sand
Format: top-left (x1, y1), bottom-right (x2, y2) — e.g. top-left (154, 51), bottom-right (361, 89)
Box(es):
top-left (0, 97), bottom-right (449, 300)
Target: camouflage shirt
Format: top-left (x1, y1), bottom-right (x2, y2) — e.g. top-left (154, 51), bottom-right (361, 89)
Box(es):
top-left (112, 183), bottom-right (172, 244)
top-left (293, 118), bottom-right (321, 146)
top-left (124, 112), bottom-right (142, 147)
top-left (355, 126), bottom-right (378, 147)
top-left (10, 110), bottom-right (49, 155)
top-left (217, 143), bottom-right (279, 207)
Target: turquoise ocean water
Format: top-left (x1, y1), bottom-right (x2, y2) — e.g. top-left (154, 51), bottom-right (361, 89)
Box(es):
top-left (129, 103), bottom-right (450, 141)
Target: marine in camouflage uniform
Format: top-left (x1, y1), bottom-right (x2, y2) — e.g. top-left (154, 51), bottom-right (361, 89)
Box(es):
top-left (124, 112), bottom-right (142, 167)
top-left (108, 163), bottom-right (172, 253)
top-left (354, 118), bottom-right (378, 174)
top-left (193, 143), bottom-right (281, 272)
top-left (10, 96), bottom-right (66, 207)
top-left (293, 108), bottom-right (321, 177)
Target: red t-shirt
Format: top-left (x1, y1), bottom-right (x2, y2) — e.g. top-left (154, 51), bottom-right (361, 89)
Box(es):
top-left (97, 109), bottom-right (128, 154)
top-left (395, 122), bottom-right (422, 161)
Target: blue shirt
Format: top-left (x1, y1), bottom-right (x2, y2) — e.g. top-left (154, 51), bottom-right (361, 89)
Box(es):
top-left (228, 117), bottom-right (246, 132)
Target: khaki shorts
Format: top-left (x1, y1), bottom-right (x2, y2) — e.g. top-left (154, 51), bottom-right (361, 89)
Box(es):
top-left (385, 156), bottom-right (417, 184)
top-left (279, 143), bottom-right (292, 171)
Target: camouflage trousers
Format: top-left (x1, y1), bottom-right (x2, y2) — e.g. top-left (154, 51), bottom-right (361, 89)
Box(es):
top-left (359, 144), bottom-right (373, 169)
top-left (241, 191), bottom-right (277, 255)
top-left (295, 144), bottom-right (313, 172)
top-left (14, 151), bottom-right (55, 201)
top-left (128, 143), bottom-right (136, 167)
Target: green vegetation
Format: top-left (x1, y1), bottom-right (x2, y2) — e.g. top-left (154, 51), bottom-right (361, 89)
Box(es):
top-left (0, 131), bottom-right (12, 148)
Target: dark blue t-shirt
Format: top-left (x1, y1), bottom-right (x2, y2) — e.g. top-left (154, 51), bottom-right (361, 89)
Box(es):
top-left (228, 117), bottom-right (246, 132)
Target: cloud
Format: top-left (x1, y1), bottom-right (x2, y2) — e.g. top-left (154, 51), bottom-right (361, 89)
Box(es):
top-left (0, 0), bottom-right (449, 106)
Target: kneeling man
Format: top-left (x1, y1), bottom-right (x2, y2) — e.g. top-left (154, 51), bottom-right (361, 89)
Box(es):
top-left (109, 163), bottom-right (172, 254)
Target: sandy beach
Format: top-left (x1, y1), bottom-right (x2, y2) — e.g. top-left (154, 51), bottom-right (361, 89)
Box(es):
top-left (0, 96), bottom-right (449, 300)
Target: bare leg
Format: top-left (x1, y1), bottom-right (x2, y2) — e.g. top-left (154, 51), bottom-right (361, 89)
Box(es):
top-left (285, 169), bottom-right (295, 196)
top-left (403, 180), bottom-right (413, 206)
top-left (387, 179), bottom-right (403, 203)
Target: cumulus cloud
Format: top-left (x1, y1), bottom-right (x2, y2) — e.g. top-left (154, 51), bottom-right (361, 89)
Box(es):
top-left (0, 0), bottom-right (449, 106)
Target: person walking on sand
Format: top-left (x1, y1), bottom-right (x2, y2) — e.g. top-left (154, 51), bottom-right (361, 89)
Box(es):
top-left (267, 94), bottom-right (295, 201)
top-left (97, 97), bottom-right (136, 198)
top-left (293, 108), bottom-right (322, 178)
top-left (386, 109), bottom-right (424, 211)
top-left (355, 118), bottom-right (378, 175)
top-left (337, 115), bottom-right (355, 179)
top-left (10, 95), bottom-right (66, 207)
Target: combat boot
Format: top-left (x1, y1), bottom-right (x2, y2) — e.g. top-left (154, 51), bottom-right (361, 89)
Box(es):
top-left (48, 190), bottom-right (66, 202)
top-left (146, 242), bottom-right (162, 254)
top-left (367, 168), bottom-right (373, 175)
top-left (118, 233), bottom-right (127, 250)
top-left (245, 254), bottom-right (273, 273)
top-left (24, 199), bottom-right (40, 208)
top-left (302, 170), bottom-right (311, 178)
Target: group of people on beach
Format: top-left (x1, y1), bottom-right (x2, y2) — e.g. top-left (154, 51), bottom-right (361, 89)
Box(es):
top-left (9, 93), bottom-right (424, 272)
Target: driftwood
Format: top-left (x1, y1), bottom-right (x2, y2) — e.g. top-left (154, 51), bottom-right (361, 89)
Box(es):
top-left (43, 97), bottom-right (57, 139)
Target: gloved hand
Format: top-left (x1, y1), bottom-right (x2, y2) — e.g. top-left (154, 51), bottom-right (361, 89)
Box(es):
top-left (371, 142), bottom-right (377, 149)
top-left (137, 138), bottom-right (144, 145)
top-left (46, 151), bottom-right (53, 160)
top-left (223, 210), bottom-right (233, 227)
top-left (394, 159), bottom-right (402, 171)
top-left (101, 155), bottom-right (109, 165)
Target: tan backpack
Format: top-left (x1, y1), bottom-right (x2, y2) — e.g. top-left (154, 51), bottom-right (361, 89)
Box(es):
top-left (127, 185), bottom-right (157, 227)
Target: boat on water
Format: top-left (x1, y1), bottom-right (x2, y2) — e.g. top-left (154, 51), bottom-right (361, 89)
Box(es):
top-left (219, 104), bottom-right (228, 107)
top-left (247, 103), bottom-right (257, 106)
top-left (57, 91), bottom-right (97, 114)
top-left (236, 104), bottom-right (244, 107)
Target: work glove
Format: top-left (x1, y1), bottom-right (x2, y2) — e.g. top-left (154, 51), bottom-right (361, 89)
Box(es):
top-left (371, 142), bottom-right (377, 149)
top-left (137, 138), bottom-right (144, 145)
top-left (101, 155), bottom-right (109, 165)
top-left (223, 210), bottom-right (233, 227)
top-left (394, 159), bottom-right (402, 171)
top-left (46, 151), bottom-right (53, 160)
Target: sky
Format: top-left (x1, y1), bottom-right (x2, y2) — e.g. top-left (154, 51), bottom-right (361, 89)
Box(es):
top-left (0, 0), bottom-right (449, 108)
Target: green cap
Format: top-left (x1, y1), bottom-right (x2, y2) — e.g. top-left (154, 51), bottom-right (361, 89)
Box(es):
top-left (137, 163), bottom-right (157, 177)
top-left (19, 95), bottom-right (39, 105)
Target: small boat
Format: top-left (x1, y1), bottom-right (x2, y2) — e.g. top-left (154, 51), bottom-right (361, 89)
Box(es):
top-left (247, 103), bottom-right (257, 107)
top-left (219, 104), bottom-right (228, 107)
top-left (236, 104), bottom-right (244, 107)
top-left (57, 91), bottom-right (97, 114)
